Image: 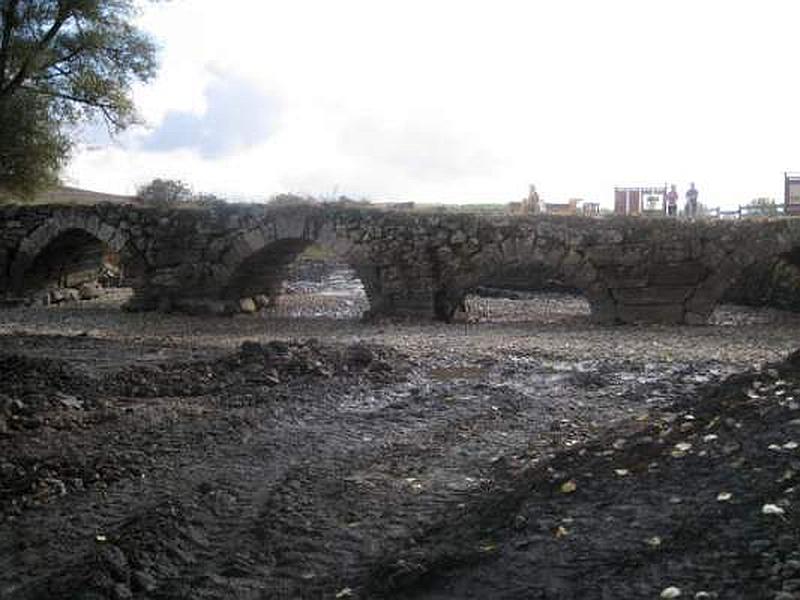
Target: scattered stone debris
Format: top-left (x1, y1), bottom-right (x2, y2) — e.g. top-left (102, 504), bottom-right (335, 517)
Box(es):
top-left (0, 294), bottom-right (799, 599)
top-left (354, 348), bottom-right (800, 599)
top-left (108, 338), bottom-right (408, 399)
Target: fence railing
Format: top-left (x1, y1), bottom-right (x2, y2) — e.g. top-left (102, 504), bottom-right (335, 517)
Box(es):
top-left (705, 203), bottom-right (800, 220)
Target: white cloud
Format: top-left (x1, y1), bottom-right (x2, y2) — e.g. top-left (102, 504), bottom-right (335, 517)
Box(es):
top-left (67, 0), bottom-right (800, 208)
top-left (140, 74), bottom-right (279, 158)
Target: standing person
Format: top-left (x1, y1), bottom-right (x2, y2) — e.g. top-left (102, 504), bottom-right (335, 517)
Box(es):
top-left (686, 182), bottom-right (699, 218)
top-left (666, 184), bottom-right (678, 216)
top-left (525, 184), bottom-right (541, 214)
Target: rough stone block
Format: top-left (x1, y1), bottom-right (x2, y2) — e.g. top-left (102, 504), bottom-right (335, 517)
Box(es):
top-left (654, 242), bottom-right (692, 263)
top-left (243, 229), bottom-right (266, 253)
top-left (588, 300), bottom-right (617, 324)
top-left (79, 282), bottom-right (102, 300)
top-left (685, 311), bottom-right (710, 325)
top-left (649, 262), bottom-right (707, 286)
top-left (599, 271), bottom-right (649, 288)
top-left (86, 214), bottom-right (101, 236)
top-left (612, 286), bottom-right (693, 305)
top-left (587, 244), bottom-right (624, 267)
top-left (238, 297), bottom-right (258, 313)
top-left (617, 303), bottom-right (685, 324)
top-left (98, 223), bottom-right (116, 243)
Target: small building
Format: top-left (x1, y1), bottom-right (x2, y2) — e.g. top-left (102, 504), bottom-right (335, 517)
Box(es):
top-left (615, 186), bottom-right (668, 216)
top-left (581, 202), bottom-right (600, 216)
top-left (785, 172), bottom-right (800, 216)
top-left (513, 187), bottom-right (592, 216)
top-left (544, 198), bottom-right (579, 215)
top-left (615, 188), bottom-right (641, 215)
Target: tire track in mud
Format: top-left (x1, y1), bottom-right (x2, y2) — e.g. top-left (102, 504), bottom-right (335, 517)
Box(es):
top-left (0, 401), bottom-right (261, 597)
top-left (1, 342), bottom-right (738, 599)
top-left (148, 359), bottom-right (727, 599)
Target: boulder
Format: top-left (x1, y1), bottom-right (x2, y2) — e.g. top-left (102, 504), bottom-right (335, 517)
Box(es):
top-left (788, 348), bottom-right (800, 367)
top-left (49, 288), bottom-right (66, 304)
top-left (254, 294), bottom-right (271, 309)
top-left (79, 282), bottom-right (103, 300)
top-left (345, 343), bottom-right (374, 367)
top-left (238, 297), bottom-right (257, 314)
top-left (63, 288), bottom-right (80, 303)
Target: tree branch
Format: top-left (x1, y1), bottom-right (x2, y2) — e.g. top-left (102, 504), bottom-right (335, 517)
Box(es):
top-left (0, 0), bottom-right (21, 84)
top-left (38, 44), bottom-right (86, 74)
top-left (32, 63), bottom-right (73, 81)
top-left (23, 84), bottom-right (115, 110)
top-left (21, 83), bottom-right (128, 130)
top-left (0, 1), bottom-right (72, 96)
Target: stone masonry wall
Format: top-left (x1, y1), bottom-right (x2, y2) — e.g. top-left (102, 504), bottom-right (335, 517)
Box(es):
top-left (1, 201), bottom-right (800, 324)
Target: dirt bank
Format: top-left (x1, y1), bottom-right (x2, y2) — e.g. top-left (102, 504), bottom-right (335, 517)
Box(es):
top-left (0, 296), bottom-right (799, 599)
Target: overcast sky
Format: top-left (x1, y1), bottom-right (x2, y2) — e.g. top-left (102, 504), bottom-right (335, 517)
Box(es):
top-left (65, 0), bottom-right (800, 209)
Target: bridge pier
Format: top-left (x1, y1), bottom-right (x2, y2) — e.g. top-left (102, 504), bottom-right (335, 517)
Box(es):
top-left (362, 292), bottom-right (437, 321)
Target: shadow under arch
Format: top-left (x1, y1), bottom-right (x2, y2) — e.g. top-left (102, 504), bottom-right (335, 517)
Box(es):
top-left (10, 218), bottom-right (147, 298)
top-left (439, 264), bottom-right (595, 324)
top-left (432, 239), bottom-right (609, 323)
top-left (716, 241), bottom-right (800, 315)
top-left (219, 234), bottom-right (378, 317)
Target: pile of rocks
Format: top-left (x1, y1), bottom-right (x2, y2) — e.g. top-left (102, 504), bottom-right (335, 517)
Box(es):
top-left (108, 339), bottom-right (407, 399)
top-left (236, 294), bottom-right (271, 314)
top-left (0, 339), bottom-right (406, 417)
top-left (359, 349), bottom-right (800, 599)
top-left (166, 294), bottom-right (271, 315)
top-left (0, 353), bottom-right (96, 431)
top-left (26, 281), bottom-right (106, 307)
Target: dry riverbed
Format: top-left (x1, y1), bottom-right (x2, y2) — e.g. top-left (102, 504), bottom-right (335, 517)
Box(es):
top-left (1, 291), bottom-right (800, 599)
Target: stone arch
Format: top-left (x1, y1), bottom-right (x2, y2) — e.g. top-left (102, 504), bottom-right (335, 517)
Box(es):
top-left (10, 215), bottom-right (145, 295)
top-left (432, 228), bottom-right (604, 322)
top-left (216, 219), bottom-right (379, 314)
top-left (686, 221), bottom-right (800, 322)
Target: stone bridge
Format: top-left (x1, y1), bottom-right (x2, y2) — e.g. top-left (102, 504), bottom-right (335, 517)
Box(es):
top-left (1, 202), bottom-right (799, 324)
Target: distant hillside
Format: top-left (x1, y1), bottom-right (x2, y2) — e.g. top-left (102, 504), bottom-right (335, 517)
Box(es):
top-left (32, 186), bottom-right (139, 205)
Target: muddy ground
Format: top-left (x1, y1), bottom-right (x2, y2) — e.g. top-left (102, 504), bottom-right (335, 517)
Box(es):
top-left (1, 289), bottom-right (800, 600)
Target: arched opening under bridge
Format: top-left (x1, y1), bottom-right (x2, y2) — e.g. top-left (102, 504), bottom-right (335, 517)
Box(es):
top-left (446, 261), bottom-right (592, 325)
top-left (712, 243), bottom-right (800, 325)
top-left (223, 239), bottom-right (369, 319)
top-left (14, 227), bottom-right (144, 307)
